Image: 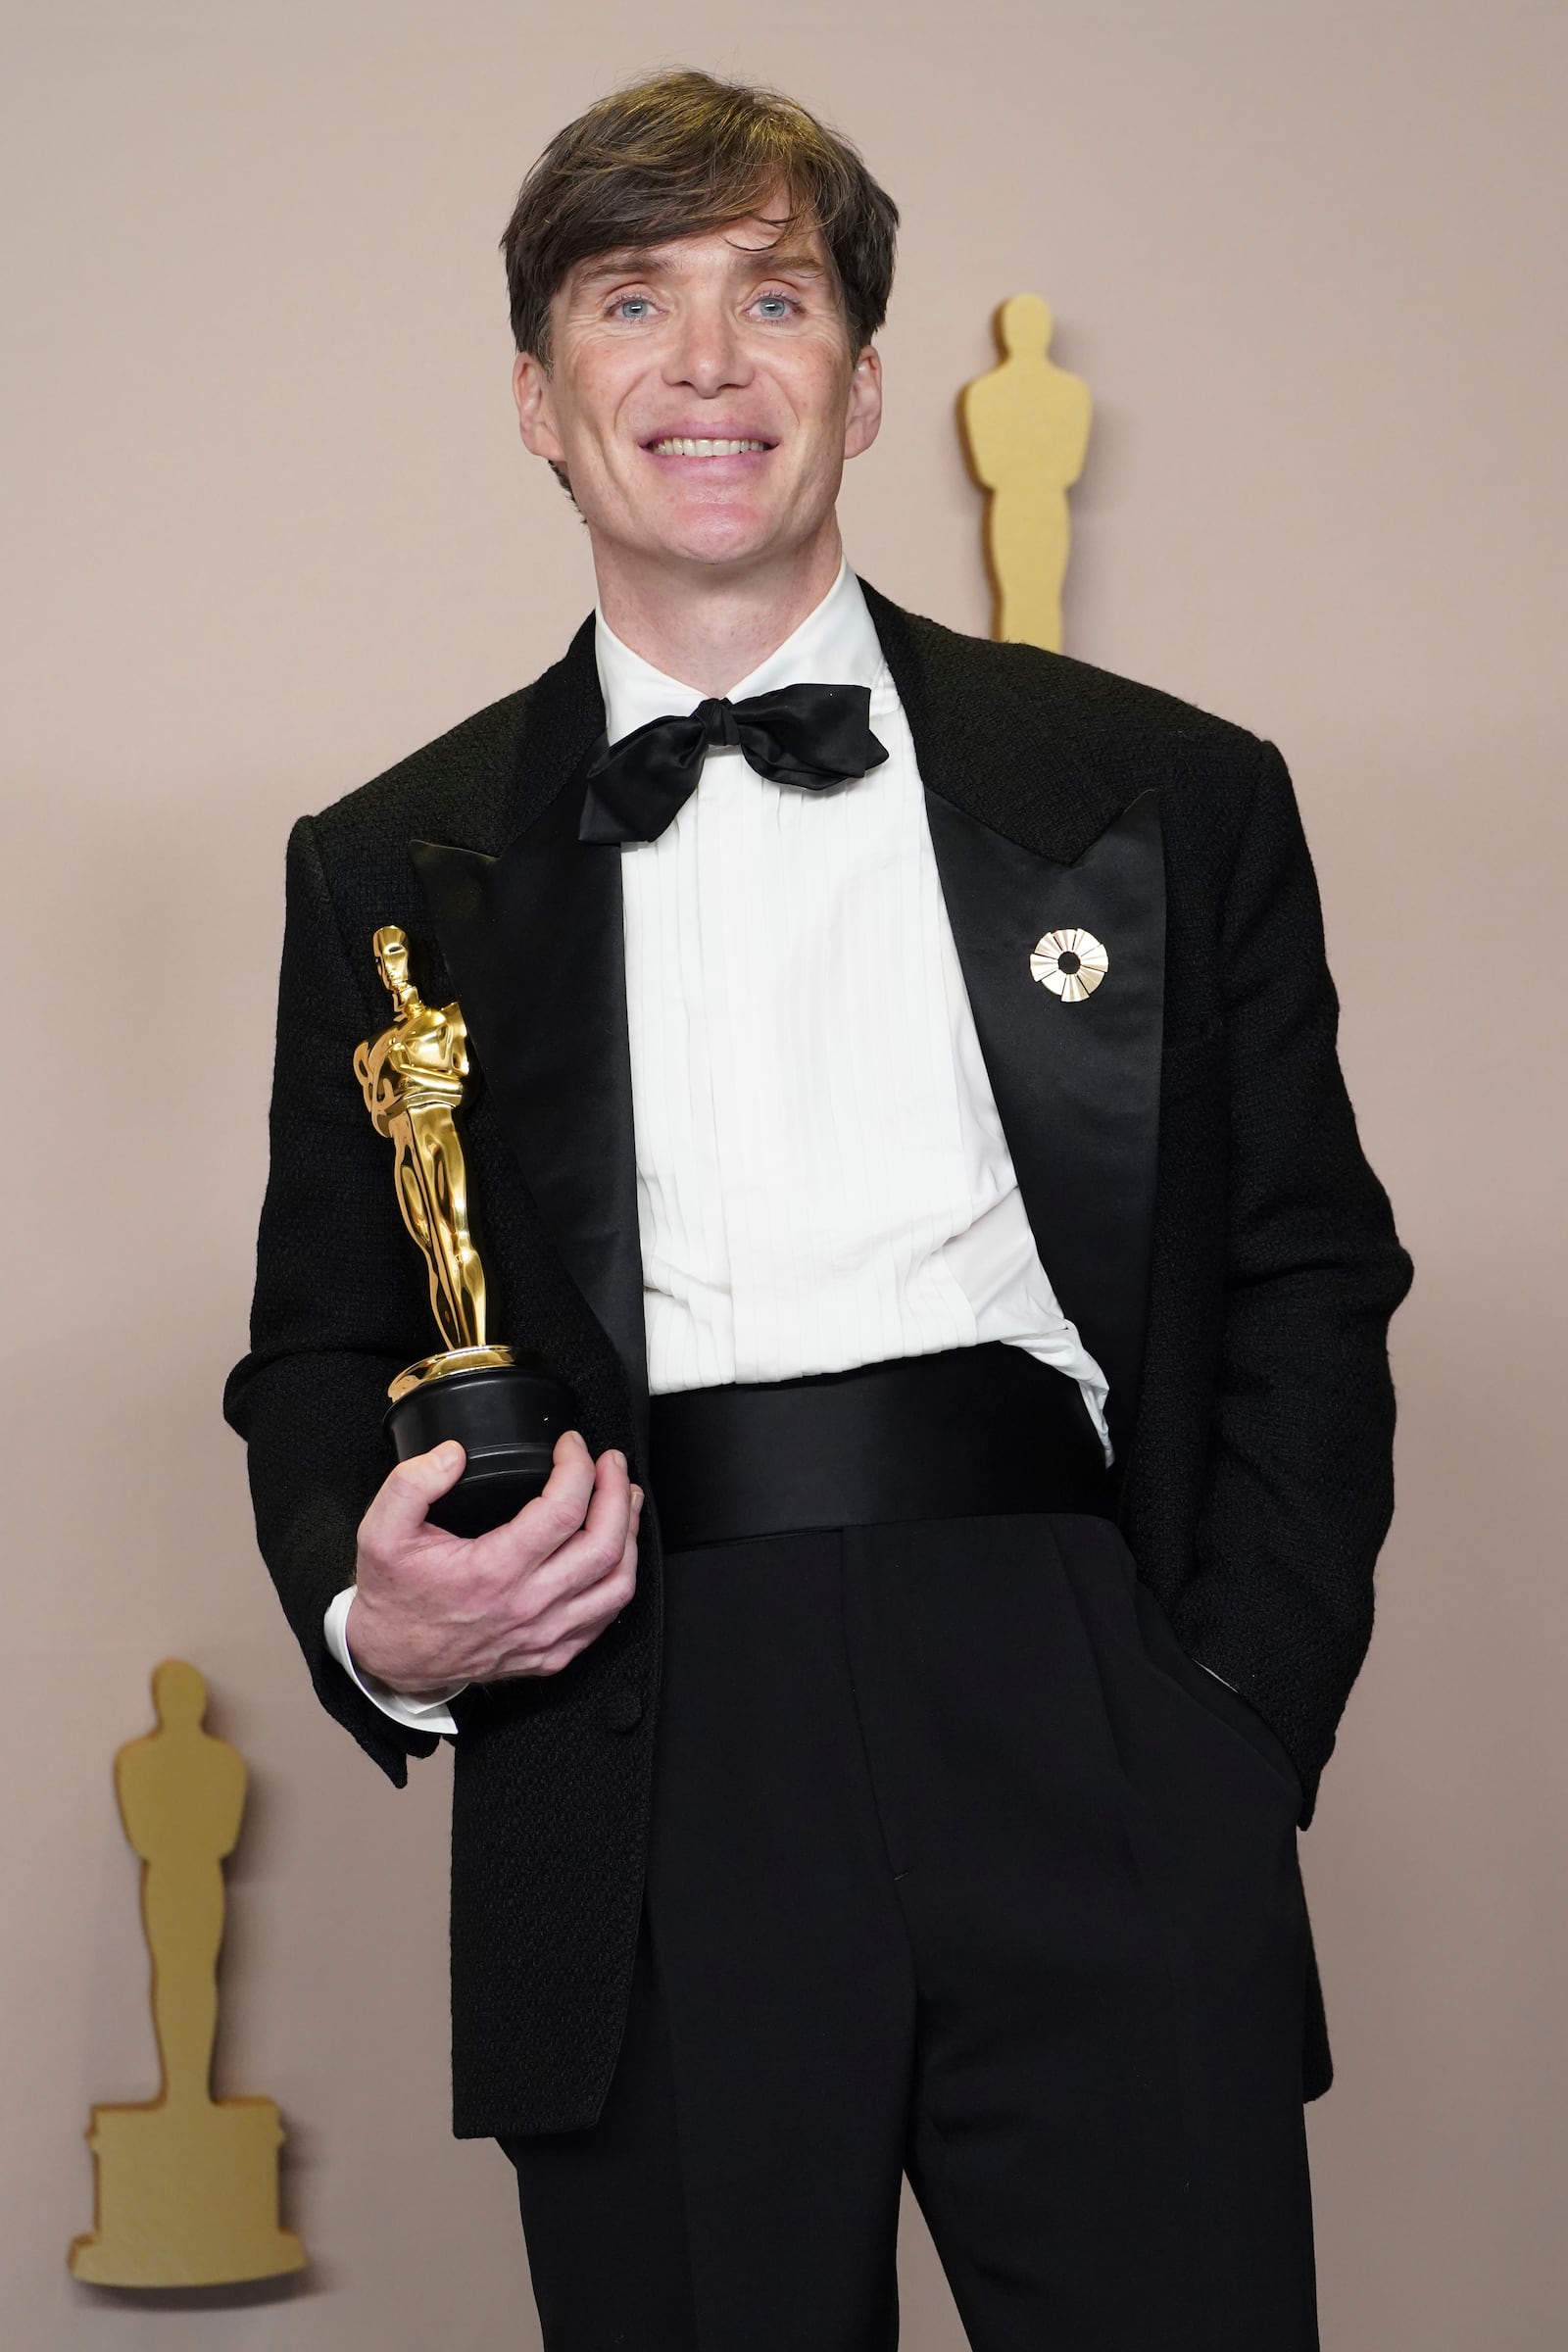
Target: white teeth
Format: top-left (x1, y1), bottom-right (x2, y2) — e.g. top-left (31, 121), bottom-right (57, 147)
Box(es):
top-left (649, 437), bottom-right (767, 457)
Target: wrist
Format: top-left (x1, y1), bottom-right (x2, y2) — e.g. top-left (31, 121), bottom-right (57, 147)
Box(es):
top-left (344, 1591), bottom-right (459, 1698)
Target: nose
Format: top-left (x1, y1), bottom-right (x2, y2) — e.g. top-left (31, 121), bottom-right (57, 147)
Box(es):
top-left (663, 298), bottom-right (753, 399)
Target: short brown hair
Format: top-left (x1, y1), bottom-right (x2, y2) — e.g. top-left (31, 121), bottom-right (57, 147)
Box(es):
top-left (500, 69), bottom-right (899, 366)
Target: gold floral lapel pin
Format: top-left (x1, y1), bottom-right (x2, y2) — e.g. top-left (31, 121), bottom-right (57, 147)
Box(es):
top-left (1029, 926), bottom-right (1108, 1003)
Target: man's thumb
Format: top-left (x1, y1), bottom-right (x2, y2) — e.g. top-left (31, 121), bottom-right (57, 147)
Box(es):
top-left (375, 1440), bottom-right (466, 1539)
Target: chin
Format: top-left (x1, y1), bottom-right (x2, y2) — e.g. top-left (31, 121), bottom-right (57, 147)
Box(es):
top-left (648, 506), bottom-right (785, 571)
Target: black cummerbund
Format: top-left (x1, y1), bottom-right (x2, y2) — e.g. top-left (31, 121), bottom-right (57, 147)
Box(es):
top-left (648, 1341), bottom-right (1117, 1552)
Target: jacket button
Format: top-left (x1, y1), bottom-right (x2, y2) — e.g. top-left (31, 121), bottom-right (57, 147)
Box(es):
top-left (604, 1688), bottom-right (643, 1733)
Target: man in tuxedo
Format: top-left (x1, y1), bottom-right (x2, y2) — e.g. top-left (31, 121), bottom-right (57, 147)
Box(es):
top-left (224, 67), bottom-right (1413, 2351)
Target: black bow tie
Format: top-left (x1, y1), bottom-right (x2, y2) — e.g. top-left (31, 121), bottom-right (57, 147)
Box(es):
top-left (578, 681), bottom-right (889, 846)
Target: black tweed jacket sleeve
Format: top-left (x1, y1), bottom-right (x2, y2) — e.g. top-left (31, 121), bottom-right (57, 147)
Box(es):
top-left (1142, 734), bottom-right (1413, 1795)
top-left (225, 812), bottom-right (448, 1784)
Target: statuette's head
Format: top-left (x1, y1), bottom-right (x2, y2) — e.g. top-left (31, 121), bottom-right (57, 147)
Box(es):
top-left (999, 292), bottom-right (1053, 359)
top-left (503, 71), bottom-right (898, 580)
top-left (371, 925), bottom-right (414, 1007)
top-left (151, 1658), bottom-right (207, 1730)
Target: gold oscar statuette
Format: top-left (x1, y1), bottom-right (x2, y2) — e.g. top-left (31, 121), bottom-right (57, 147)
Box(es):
top-left (355, 924), bottom-right (575, 1535)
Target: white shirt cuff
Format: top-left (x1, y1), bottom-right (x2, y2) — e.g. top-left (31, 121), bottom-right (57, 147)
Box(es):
top-left (323, 1588), bottom-right (465, 1737)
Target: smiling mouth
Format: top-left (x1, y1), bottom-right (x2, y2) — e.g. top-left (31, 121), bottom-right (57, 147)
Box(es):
top-left (645, 436), bottom-right (774, 457)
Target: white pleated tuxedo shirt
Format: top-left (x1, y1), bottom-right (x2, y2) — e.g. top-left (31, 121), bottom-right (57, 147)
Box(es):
top-left (328, 561), bottom-right (1111, 1732)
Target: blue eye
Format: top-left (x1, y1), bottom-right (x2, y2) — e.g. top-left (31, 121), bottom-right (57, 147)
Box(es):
top-left (614, 297), bottom-right (654, 320)
top-left (754, 294), bottom-right (795, 319)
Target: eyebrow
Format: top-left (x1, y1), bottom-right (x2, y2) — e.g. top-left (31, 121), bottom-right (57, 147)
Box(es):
top-left (570, 243), bottom-right (830, 289)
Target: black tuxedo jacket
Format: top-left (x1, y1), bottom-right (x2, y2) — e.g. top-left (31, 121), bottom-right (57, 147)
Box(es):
top-left (224, 585), bottom-right (1413, 2136)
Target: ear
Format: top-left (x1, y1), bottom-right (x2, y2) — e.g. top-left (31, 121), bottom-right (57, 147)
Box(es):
top-left (843, 343), bottom-right (883, 462)
top-left (514, 350), bottom-right (567, 465)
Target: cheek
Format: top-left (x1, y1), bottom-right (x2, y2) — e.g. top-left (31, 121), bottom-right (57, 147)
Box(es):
top-left (553, 349), bottom-right (642, 464)
top-left (779, 345), bottom-right (855, 458)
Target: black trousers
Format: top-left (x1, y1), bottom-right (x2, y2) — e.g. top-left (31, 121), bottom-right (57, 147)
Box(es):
top-left (502, 1509), bottom-right (1317, 2349)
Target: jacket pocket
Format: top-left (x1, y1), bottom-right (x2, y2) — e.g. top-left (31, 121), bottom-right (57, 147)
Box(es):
top-left (1128, 1572), bottom-right (1302, 1807)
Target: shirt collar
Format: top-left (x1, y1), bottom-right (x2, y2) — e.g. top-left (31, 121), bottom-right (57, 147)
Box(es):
top-left (593, 558), bottom-right (886, 748)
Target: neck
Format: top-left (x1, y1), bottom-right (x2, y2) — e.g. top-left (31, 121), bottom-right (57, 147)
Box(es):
top-left (590, 523), bottom-right (845, 696)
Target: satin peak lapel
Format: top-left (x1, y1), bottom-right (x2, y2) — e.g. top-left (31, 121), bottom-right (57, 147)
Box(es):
top-left (861, 585), bottom-right (1166, 1472)
top-left (924, 789), bottom-right (1165, 1470)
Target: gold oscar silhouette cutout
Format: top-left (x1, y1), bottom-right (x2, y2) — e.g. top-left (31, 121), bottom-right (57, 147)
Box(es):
top-left (960, 293), bottom-right (1093, 653)
top-left (69, 1662), bottom-right (306, 2287)
top-left (354, 923), bottom-right (512, 1401)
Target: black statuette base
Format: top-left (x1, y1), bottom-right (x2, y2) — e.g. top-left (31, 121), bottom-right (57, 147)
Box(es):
top-left (384, 1359), bottom-right (578, 1539)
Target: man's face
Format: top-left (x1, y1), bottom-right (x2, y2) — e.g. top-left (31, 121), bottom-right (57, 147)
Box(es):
top-left (513, 199), bottom-right (881, 578)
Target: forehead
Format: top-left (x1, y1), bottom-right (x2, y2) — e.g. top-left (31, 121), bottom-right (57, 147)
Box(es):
top-left (561, 209), bottom-right (835, 292)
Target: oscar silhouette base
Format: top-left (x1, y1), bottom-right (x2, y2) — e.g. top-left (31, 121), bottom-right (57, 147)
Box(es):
top-left (70, 2096), bottom-right (306, 2287)
top-left (385, 1359), bottom-right (578, 1537)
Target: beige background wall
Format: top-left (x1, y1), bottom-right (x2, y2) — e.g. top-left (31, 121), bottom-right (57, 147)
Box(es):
top-left (4, 2), bottom-right (1564, 2342)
